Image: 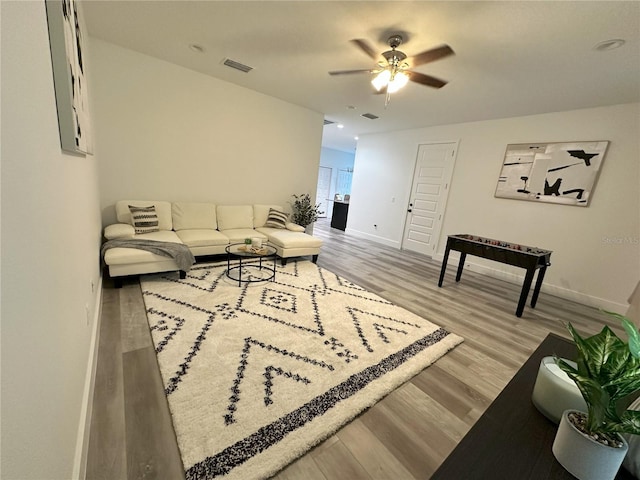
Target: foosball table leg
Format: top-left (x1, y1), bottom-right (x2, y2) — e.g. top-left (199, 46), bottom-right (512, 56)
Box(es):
top-left (455, 253), bottom-right (467, 282)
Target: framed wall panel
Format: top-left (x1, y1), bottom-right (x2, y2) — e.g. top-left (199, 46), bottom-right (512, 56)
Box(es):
top-left (45, 0), bottom-right (93, 155)
top-left (495, 141), bottom-right (608, 206)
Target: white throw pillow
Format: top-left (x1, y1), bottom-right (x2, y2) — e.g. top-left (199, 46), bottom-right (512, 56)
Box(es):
top-left (104, 223), bottom-right (135, 240)
top-left (285, 222), bottom-right (305, 233)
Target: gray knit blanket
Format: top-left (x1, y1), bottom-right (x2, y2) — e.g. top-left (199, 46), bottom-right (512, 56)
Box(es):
top-left (101, 239), bottom-right (196, 272)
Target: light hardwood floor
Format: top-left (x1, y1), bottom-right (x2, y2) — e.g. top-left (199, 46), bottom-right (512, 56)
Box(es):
top-left (86, 219), bottom-right (624, 480)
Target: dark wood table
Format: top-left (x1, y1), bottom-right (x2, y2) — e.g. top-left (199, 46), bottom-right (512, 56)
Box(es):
top-left (438, 234), bottom-right (552, 317)
top-left (430, 333), bottom-right (633, 479)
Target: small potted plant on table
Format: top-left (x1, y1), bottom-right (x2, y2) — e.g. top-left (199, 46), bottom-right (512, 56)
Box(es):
top-left (553, 313), bottom-right (640, 480)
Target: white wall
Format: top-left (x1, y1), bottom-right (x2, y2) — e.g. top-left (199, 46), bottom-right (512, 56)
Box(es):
top-left (89, 39), bottom-right (324, 225)
top-left (349, 103), bottom-right (640, 311)
top-left (1, 2), bottom-right (103, 478)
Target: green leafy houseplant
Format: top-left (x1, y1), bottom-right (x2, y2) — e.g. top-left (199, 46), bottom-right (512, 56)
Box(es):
top-left (290, 194), bottom-right (324, 228)
top-left (556, 313), bottom-right (640, 446)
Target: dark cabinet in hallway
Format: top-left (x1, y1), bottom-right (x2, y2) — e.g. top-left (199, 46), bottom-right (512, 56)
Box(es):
top-left (330, 201), bottom-right (349, 231)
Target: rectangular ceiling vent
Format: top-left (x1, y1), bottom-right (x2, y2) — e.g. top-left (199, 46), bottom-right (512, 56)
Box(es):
top-left (323, 119), bottom-right (336, 126)
top-left (361, 113), bottom-right (379, 120)
top-left (222, 58), bottom-right (253, 73)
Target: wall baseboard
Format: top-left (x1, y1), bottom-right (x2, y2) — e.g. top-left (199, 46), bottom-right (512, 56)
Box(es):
top-left (344, 228), bottom-right (401, 249)
top-left (72, 276), bottom-right (103, 480)
top-left (432, 252), bottom-right (628, 314)
top-left (334, 230), bottom-right (628, 313)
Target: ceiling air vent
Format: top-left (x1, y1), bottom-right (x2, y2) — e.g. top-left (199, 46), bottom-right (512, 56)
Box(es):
top-left (361, 113), bottom-right (379, 120)
top-left (323, 119), bottom-right (336, 126)
top-left (222, 58), bottom-right (253, 73)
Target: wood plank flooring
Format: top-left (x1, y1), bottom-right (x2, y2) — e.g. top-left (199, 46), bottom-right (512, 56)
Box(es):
top-left (86, 219), bottom-right (625, 480)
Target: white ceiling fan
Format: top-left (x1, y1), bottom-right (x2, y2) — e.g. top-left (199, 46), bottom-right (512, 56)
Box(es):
top-left (329, 35), bottom-right (455, 106)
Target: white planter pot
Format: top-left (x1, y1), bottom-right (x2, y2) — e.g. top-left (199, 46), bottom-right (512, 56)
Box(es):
top-left (531, 357), bottom-right (586, 423)
top-left (552, 410), bottom-right (628, 480)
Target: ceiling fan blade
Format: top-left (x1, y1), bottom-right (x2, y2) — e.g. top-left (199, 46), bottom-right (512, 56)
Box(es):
top-left (407, 71), bottom-right (448, 89)
top-left (410, 44), bottom-right (455, 67)
top-left (328, 69), bottom-right (378, 76)
top-left (351, 38), bottom-right (379, 60)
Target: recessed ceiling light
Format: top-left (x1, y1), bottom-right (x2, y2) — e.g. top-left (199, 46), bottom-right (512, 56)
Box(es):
top-left (189, 44), bottom-right (205, 53)
top-left (354, 136), bottom-right (359, 140)
top-left (337, 124), bottom-right (344, 129)
top-left (593, 39), bottom-right (625, 51)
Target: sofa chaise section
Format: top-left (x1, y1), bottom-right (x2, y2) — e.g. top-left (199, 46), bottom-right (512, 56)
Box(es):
top-left (252, 204), bottom-right (322, 264)
top-left (102, 201), bottom-right (187, 286)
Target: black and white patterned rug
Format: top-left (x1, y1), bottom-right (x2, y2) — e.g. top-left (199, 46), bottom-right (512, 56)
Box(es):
top-left (140, 259), bottom-right (463, 480)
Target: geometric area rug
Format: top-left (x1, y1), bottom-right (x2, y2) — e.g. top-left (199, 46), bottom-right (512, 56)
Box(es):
top-left (140, 259), bottom-right (464, 480)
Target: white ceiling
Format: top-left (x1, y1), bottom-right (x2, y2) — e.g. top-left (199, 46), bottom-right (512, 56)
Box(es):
top-left (83, 1), bottom-right (640, 153)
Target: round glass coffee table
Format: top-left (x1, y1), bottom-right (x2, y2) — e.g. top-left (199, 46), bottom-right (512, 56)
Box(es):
top-left (225, 243), bottom-right (277, 286)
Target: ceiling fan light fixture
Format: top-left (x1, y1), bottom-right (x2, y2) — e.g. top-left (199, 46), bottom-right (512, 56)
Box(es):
top-left (371, 70), bottom-right (391, 91)
top-left (330, 35), bottom-right (454, 107)
top-left (387, 72), bottom-right (409, 93)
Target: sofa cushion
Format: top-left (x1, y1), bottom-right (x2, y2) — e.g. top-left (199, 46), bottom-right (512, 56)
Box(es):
top-left (129, 205), bottom-right (160, 234)
top-left (253, 204), bottom-right (283, 228)
top-left (264, 208), bottom-right (288, 229)
top-left (172, 202), bottom-right (217, 230)
top-left (135, 230), bottom-right (183, 243)
top-left (217, 205), bottom-right (254, 231)
top-left (175, 229), bottom-right (229, 248)
top-left (257, 227), bottom-right (323, 248)
top-left (223, 229), bottom-right (268, 244)
top-left (103, 230), bottom-right (183, 265)
top-left (116, 200), bottom-right (173, 231)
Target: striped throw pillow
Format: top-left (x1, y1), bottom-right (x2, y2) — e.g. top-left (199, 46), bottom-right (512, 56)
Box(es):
top-left (264, 208), bottom-right (288, 229)
top-left (129, 205), bottom-right (159, 234)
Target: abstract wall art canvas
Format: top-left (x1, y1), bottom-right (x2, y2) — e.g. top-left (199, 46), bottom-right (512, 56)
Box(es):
top-left (45, 0), bottom-right (93, 155)
top-left (495, 141), bottom-right (609, 207)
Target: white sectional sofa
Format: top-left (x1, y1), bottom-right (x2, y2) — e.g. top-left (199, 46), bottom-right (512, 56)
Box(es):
top-left (102, 201), bottom-right (322, 286)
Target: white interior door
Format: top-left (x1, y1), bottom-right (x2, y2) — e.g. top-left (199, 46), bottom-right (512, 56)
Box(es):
top-left (316, 166), bottom-right (332, 218)
top-left (402, 142), bottom-right (457, 256)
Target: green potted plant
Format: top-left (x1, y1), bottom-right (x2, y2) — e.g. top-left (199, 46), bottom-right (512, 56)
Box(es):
top-left (290, 193), bottom-right (324, 229)
top-left (553, 313), bottom-right (640, 480)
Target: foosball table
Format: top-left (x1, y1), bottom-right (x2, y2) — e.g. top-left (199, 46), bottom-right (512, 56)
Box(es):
top-left (438, 234), bottom-right (552, 317)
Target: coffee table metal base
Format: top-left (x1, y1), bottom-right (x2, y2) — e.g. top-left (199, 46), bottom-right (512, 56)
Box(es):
top-left (226, 256), bottom-right (276, 286)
